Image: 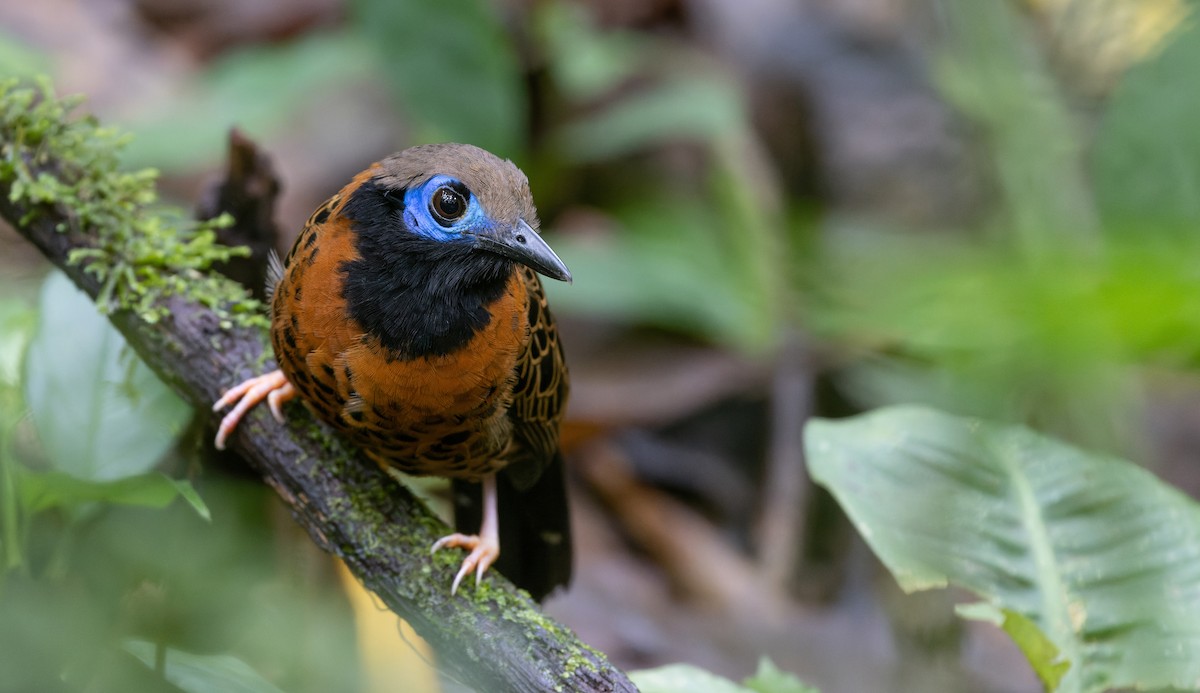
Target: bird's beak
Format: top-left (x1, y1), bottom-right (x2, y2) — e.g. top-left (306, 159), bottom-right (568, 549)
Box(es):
top-left (474, 219), bottom-right (573, 283)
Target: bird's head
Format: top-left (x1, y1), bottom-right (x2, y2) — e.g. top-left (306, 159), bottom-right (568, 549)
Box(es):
top-left (366, 143), bottom-right (572, 283)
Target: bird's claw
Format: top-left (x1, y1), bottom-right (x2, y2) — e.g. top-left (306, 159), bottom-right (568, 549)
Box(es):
top-left (432, 533), bottom-right (500, 595)
top-left (212, 370), bottom-right (295, 449)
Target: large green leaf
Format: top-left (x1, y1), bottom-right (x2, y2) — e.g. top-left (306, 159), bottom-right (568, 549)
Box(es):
top-left (24, 271), bottom-right (190, 481)
top-left (124, 640), bottom-right (284, 693)
top-left (805, 406), bottom-right (1200, 693)
top-left (352, 0), bottom-right (524, 158)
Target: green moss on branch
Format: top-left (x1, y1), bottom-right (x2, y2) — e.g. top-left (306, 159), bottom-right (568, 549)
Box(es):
top-left (0, 78), bottom-right (265, 328)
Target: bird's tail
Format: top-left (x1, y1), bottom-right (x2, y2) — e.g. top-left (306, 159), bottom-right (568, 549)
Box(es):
top-left (452, 453), bottom-right (572, 601)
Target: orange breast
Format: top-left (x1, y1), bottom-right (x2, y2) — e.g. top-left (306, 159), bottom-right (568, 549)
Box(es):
top-left (270, 181), bottom-right (532, 479)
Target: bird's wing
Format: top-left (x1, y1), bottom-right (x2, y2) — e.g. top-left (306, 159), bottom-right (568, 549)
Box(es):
top-left (456, 265), bottom-right (573, 597)
top-left (504, 265), bottom-right (569, 488)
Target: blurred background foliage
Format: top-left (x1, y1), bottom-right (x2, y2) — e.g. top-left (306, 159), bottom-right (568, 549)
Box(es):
top-left (4, 0), bottom-right (1200, 691)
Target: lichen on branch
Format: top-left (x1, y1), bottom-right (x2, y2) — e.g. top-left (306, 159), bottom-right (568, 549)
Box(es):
top-left (0, 78), bottom-right (266, 329)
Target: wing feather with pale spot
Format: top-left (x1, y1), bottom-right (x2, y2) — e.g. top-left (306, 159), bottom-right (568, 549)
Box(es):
top-left (504, 266), bottom-right (568, 488)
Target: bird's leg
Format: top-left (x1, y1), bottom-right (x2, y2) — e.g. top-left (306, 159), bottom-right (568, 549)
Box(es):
top-left (431, 473), bottom-right (500, 595)
top-left (212, 369), bottom-right (296, 450)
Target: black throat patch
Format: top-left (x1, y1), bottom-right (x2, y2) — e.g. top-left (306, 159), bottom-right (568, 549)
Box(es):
top-left (339, 179), bottom-right (514, 359)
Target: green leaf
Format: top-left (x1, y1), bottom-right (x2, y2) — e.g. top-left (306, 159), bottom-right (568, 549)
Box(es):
top-left (24, 271), bottom-right (190, 481)
top-left (18, 469), bottom-right (208, 520)
top-left (553, 77), bottom-right (743, 163)
top-left (124, 640), bottom-right (285, 693)
top-left (630, 664), bottom-right (751, 693)
top-left (629, 661), bottom-right (818, 693)
top-left (743, 658), bottom-right (819, 693)
top-left (352, 0), bottom-right (524, 158)
top-left (0, 298), bottom-right (36, 386)
top-left (0, 298), bottom-right (29, 569)
top-left (167, 477), bottom-right (212, 522)
top-left (805, 406), bottom-right (1200, 693)
top-left (1093, 20), bottom-right (1200, 229)
top-left (546, 198), bottom-right (774, 351)
top-left (535, 3), bottom-right (647, 100)
top-left (958, 603), bottom-right (1070, 690)
top-left (805, 223), bottom-right (1200, 450)
top-left (933, 0), bottom-right (1096, 251)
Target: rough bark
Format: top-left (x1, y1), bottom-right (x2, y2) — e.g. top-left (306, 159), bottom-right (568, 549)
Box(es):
top-left (0, 168), bottom-right (636, 693)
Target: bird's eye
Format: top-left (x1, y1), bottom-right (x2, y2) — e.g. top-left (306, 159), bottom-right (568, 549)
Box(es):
top-left (430, 185), bottom-right (467, 225)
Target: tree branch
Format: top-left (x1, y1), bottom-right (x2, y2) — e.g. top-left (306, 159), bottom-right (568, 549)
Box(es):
top-left (0, 148), bottom-right (635, 693)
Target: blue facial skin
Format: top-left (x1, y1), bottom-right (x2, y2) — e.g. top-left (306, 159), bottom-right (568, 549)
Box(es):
top-left (402, 175), bottom-right (490, 243)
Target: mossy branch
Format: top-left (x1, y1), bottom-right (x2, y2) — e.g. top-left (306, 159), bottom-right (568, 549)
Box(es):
top-left (0, 79), bottom-right (635, 693)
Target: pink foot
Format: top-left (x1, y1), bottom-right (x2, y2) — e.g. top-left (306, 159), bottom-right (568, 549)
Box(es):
top-left (432, 532), bottom-right (501, 595)
top-left (212, 369), bottom-right (295, 449)
top-left (431, 474), bottom-right (500, 595)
